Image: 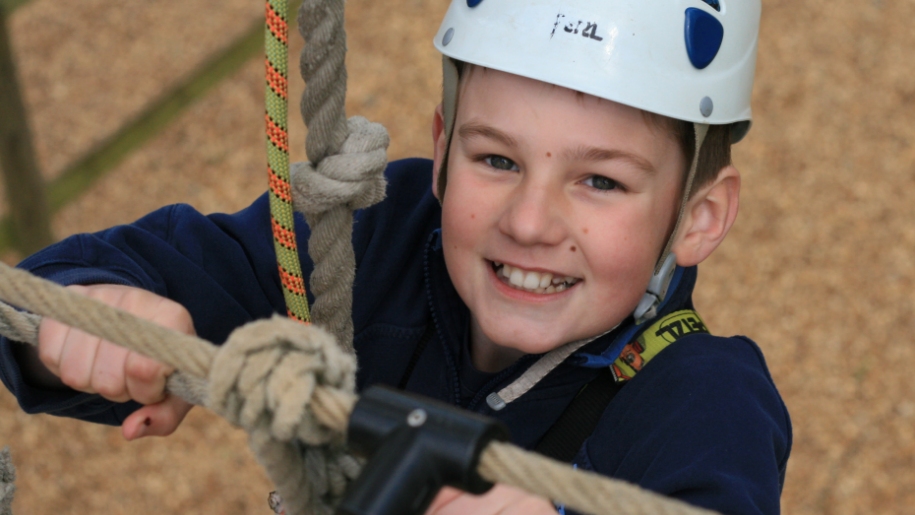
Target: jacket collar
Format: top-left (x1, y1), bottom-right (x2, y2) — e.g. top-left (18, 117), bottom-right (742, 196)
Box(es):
top-left (422, 228), bottom-right (699, 399)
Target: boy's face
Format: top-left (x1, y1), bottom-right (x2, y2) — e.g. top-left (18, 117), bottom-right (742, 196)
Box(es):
top-left (433, 68), bottom-right (686, 358)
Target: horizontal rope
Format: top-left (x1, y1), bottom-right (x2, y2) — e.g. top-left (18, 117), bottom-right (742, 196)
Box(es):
top-left (0, 261), bottom-right (354, 426)
top-left (0, 260), bottom-right (719, 515)
top-left (479, 442), bottom-right (719, 515)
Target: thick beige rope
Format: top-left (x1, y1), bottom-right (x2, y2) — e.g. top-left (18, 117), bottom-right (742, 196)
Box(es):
top-left (0, 447), bottom-right (14, 515)
top-left (0, 261), bottom-right (720, 515)
top-left (290, 0), bottom-right (388, 354)
top-left (209, 317), bottom-right (359, 514)
top-left (479, 443), bottom-right (719, 515)
top-left (0, 261), bottom-right (355, 515)
top-left (285, 1), bottom-right (388, 508)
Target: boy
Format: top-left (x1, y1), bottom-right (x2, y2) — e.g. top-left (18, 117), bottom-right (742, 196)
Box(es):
top-left (0, 0), bottom-right (790, 514)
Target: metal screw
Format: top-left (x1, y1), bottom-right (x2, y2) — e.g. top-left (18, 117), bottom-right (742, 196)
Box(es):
top-left (442, 28), bottom-right (455, 46)
top-left (407, 409), bottom-right (428, 427)
top-left (700, 96), bottom-right (714, 117)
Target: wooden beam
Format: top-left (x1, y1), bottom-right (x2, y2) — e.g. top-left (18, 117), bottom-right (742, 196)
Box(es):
top-left (0, 0), bottom-right (305, 251)
top-left (0, 7), bottom-right (52, 255)
top-left (45, 16), bottom-right (266, 214)
top-left (0, 0), bottom-right (31, 16)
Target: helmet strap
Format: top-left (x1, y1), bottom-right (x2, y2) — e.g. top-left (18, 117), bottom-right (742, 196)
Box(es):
top-left (656, 122), bottom-right (709, 273)
top-left (633, 122), bottom-right (709, 324)
top-left (442, 56), bottom-right (460, 145)
top-left (434, 57), bottom-right (461, 206)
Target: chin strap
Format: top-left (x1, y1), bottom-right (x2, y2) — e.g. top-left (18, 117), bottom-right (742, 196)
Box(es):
top-left (633, 122), bottom-right (709, 324)
top-left (442, 56), bottom-right (460, 142)
top-left (633, 252), bottom-right (678, 324)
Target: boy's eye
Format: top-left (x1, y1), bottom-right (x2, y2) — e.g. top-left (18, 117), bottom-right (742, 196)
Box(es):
top-left (484, 155), bottom-right (519, 171)
top-left (584, 175), bottom-right (619, 191)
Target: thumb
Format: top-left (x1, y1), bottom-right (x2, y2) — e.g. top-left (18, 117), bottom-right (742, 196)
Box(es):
top-left (122, 394), bottom-right (193, 441)
top-left (425, 487), bottom-right (463, 515)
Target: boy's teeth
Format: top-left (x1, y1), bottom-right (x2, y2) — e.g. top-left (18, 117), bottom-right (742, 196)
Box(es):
top-left (523, 273), bottom-right (540, 290)
top-left (496, 263), bottom-right (578, 293)
top-left (539, 273), bottom-right (553, 288)
top-left (509, 268), bottom-right (525, 287)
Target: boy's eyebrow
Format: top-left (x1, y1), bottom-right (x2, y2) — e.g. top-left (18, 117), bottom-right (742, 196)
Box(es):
top-left (457, 123), bottom-right (518, 148)
top-left (564, 146), bottom-right (656, 174)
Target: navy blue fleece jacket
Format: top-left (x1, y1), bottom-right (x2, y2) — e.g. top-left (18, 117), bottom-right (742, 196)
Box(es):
top-left (0, 158), bottom-right (791, 514)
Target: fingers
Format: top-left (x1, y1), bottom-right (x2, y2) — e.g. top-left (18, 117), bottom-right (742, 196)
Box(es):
top-left (57, 327), bottom-right (102, 394)
top-left (424, 484), bottom-right (556, 515)
top-left (36, 316), bottom-right (72, 379)
top-left (124, 350), bottom-right (170, 405)
top-left (89, 340), bottom-right (131, 403)
top-left (36, 283), bottom-right (194, 407)
top-left (122, 395), bottom-right (194, 441)
top-left (426, 487), bottom-right (464, 514)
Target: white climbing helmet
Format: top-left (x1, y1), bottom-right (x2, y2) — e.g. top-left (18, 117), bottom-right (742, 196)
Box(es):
top-left (434, 0), bottom-right (761, 141)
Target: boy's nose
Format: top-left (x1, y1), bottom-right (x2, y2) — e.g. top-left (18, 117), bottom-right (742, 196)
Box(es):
top-left (498, 181), bottom-right (567, 247)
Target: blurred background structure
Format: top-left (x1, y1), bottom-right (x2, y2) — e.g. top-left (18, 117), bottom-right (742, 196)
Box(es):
top-left (0, 0), bottom-right (913, 513)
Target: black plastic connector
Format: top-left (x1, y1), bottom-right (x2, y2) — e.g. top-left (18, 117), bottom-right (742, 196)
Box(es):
top-left (337, 385), bottom-right (510, 515)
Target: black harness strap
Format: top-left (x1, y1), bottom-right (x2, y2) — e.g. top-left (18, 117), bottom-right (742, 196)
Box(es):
top-left (535, 309), bottom-right (708, 463)
top-left (535, 367), bottom-right (623, 463)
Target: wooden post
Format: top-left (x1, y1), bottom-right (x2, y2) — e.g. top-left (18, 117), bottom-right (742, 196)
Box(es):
top-left (0, 6), bottom-right (53, 255)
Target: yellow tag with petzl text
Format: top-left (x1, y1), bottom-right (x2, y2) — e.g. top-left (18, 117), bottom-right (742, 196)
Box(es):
top-left (611, 310), bottom-right (708, 382)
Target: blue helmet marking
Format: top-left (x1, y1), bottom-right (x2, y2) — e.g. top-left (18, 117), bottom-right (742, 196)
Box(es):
top-left (467, 0), bottom-right (484, 7)
top-left (684, 7), bottom-right (724, 70)
top-left (700, 0), bottom-right (721, 12)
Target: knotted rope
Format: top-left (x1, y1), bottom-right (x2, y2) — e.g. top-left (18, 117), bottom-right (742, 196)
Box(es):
top-left (281, 0), bottom-right (387, 508)
top-left (289, 115), bottom-right (387, 353)
top-left (264, 0), bottom-right (389, 351)
top-left (0, 262), bottom-right (719, 515)
top-left (0, 448), bottom-right (14, 515)
top-left (289, 0), bottom-right (387, 353)
top-left (0, 262), bottom-right (357, 515)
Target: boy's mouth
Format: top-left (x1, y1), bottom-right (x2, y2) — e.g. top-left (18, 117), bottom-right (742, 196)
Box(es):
top-left (491, 261), bottom-right (581, 294)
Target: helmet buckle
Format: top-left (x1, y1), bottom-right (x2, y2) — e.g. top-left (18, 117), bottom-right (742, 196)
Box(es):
top-left (633, 252), bottom-right (678, 325)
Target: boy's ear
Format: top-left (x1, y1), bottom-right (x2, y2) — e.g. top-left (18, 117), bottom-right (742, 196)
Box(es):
top-left (670, 165), bottom-right (741, 267)
top-left (431, 103), bottom-right (447, 202)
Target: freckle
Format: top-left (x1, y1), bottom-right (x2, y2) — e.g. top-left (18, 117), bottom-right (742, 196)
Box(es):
top-left (570, 246), bottom-right (577, 252)
top-left (582, 227), bottom-right (589, 234)
top-left (470, 213), bottom-right (475, 219)
top-left (546, 152), bottom-right (552, 158)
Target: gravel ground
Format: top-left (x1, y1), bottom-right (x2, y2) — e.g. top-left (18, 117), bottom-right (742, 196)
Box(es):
top-left (1, 0), bottom-right (914, 513)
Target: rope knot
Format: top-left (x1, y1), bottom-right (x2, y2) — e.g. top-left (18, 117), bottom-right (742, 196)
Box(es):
top-left (290, 116), bottom-right (389, 217)
top-left (0, 447), bottom-right (15, 515)
top-left (208, 316), bottom-right (356, 445)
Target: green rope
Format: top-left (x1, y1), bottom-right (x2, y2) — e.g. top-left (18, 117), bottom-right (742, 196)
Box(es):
top-left (265, 0), bottom-right (310, 323)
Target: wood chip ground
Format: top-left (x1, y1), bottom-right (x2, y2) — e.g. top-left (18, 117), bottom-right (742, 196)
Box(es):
top-left (1, 0), bottom-right (914, 513)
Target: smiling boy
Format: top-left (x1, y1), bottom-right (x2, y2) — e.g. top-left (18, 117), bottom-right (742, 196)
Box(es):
top-left (0, 0), bottom-right (790, 514)
top-left (437, 67), bottom-right (719, 368)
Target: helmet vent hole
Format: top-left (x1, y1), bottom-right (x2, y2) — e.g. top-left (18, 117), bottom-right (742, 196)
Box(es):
top-left (700, 0), bottom-right (721, 12)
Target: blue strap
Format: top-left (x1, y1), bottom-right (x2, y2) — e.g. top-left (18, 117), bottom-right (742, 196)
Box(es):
top-left (572, 266), bottom-right (685, 369)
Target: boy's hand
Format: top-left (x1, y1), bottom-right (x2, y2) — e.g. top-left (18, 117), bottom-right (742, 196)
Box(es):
top-left (36, 284), bottom-right (195, 441)
top-left (425, 484), bottom-right (557, 515)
